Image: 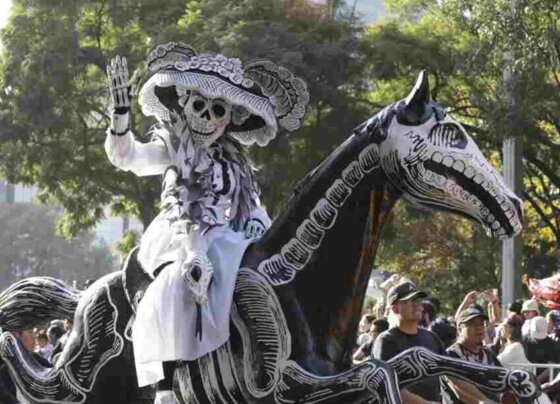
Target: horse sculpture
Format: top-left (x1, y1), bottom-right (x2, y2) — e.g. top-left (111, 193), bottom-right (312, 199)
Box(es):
top-left (0, 72), bottom-right (538, 404)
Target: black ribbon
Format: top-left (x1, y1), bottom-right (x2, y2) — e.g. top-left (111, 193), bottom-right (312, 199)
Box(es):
top-left (195, 303), bottom-right (202, 341)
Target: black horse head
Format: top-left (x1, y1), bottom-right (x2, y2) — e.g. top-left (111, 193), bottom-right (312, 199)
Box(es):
top-left (358, 71), bottom-right (522, 239)
top-left (243, 71), bottom-right (523, 375)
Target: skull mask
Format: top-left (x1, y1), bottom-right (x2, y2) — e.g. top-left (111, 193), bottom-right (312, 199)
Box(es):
top-left (182, 252), bottom-right (214, 305)
top-left (184, 91), bottom-right (232, 148)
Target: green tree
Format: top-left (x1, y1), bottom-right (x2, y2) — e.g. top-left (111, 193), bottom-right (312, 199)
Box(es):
top-left (0, 202), bottom-right (117, 290)
top-left (0, 0), bottom-right (370, 235)
top-left (366, 0), bottom-right (560, 306)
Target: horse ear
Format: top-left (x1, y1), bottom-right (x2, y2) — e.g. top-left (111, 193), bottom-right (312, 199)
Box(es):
top-left (403, 70), bottom-right (430, 123)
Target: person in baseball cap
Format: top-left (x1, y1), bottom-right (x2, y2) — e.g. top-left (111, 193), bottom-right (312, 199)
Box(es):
top-left (444, 305), bottom-right (501, 404)
top-left (456, 305), bottom-right (489, 326)
top-left (373, 281), bottom-right (444, 402)
top-left (386, 281), bottom-right (428, 306)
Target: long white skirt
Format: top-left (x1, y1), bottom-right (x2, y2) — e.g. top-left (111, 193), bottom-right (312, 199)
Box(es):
top-left (132, 226), bottom-right (251, 387)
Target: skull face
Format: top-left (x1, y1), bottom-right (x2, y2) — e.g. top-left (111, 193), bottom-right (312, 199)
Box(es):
top-left (379, 109), bottom-right (523, 239)
top-left (184, 91), bottom-right (232, 148)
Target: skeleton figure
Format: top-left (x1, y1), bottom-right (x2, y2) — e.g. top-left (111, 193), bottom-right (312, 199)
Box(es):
top-left (105, 42), bottom-right (308, 404)
top-left (184, 92), bottom-right (232, 147)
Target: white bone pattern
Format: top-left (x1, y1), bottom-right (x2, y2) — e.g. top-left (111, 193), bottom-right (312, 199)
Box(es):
top-left (257, 140), bottom-right (381, 286)
top-left (257, 113), bottom-right (522, 287)
top-left (185, 91), bottom-right (232, 148)
top-left (382, 114), bottom-right (522, 238)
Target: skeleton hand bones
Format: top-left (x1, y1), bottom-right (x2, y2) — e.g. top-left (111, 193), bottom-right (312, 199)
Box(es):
top-left (106, 55), bottom-right (140, 135)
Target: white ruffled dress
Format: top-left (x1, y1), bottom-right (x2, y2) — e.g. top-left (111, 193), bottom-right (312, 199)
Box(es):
top-left (104, 127), bottom-right (270, 387)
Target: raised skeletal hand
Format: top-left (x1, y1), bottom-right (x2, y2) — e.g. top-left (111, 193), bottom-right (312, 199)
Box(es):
top-left (106, 55), bottom-right (137, 112)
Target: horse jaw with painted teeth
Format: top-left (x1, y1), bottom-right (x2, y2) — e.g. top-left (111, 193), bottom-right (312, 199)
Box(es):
top-left (378, 71), bottom-right (523, 239)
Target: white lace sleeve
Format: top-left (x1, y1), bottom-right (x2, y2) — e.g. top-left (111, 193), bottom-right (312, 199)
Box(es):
top-left (104, 129), bottom-right (171, 177)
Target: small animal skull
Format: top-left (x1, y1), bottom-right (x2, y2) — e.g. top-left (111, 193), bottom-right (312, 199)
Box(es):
top-left (182, 252), bottom-right (214, 305)
top-left (184, 91), bottom-right (232, 147)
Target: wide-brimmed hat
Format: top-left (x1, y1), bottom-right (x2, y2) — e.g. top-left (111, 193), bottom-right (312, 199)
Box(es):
top-left (521, 299), bottom-right (539, 313)
top-left (138, 42), bottom-right (309, 146)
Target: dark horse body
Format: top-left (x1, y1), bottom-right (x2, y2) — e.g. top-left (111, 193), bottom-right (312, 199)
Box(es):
top-left (0, 73), bottom-right (538, 403)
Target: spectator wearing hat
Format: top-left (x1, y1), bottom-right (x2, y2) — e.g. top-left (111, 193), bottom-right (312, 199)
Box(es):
top-left (521, 299), bottom-right (540, 338)
top-left (454, 291), bottom-right (479, 324)
top-left (47, 324), bottom-right (65, 348)
top-left (50, 317), bottom-right (73, 362)
top-left (373, 281), bottom-right (444, 403)
top-left (443, 306), bottom-right (502, 404)
top-left (454, 290), bottom-right (500, 345)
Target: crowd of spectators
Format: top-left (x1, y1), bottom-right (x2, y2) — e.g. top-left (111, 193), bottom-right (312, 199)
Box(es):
top-left (354, 275), bottom-right (560, 404)
top-left (0, 278), bottom-right (99, 403)
top-left (0, 317), bottom-right (74, 403)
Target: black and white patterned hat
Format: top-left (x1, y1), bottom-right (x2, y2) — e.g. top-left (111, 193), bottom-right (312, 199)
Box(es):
top-left (138, 42), bottom-right (309, 146)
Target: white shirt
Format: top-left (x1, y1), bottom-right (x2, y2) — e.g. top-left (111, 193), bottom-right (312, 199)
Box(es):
top-left (497, 341), bottom-right (532, 372)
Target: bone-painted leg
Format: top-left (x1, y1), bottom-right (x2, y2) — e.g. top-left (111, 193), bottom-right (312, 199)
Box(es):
top-left (0, 276), bottom-right (80, 330)
top-left (388, 347), bottom-right (540, 403)
top-left (274, 359), bottom-right (401, 404)
top-left (0, 273), bottom-right (128, 404)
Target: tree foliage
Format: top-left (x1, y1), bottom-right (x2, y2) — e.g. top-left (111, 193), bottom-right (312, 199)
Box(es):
top-left (1, 0), bottom-right (560, 309)
top-left (0, 0), bottom-right (369, 236)
top-left (0, 202), bottom-right (117, 291)
top-left (368, 0), bottom-right (560, 308)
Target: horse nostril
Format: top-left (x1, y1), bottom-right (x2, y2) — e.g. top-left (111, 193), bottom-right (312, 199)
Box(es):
top-left (190, 265), bottom-right (202, 282)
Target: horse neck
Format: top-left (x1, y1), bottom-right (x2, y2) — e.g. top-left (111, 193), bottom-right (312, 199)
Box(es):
top-left (247, 133), bottom-right (398, 373)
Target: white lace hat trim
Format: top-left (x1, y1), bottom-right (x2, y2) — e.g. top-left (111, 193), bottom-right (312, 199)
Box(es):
top-left (139, 71), bottom-right (278, 146)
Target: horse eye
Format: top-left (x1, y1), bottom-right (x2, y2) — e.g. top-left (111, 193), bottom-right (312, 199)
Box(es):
top-left (428, 123), bottom-right (468, 149)
top-left (193, 100), bottom-right (205, 112)
top-left (212, 103), bottom-right (226, 117)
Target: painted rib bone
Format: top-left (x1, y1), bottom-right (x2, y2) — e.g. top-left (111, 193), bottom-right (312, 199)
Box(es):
top-left (0, 332), bottom-right (87, 403)
top-left (257, 142), bottom-right (381, 286)
top-left (231, 268), bottom-right (291, 398)
top-left (0, 277), bottom-right (124, 404)
top-left (274, 359), bottom-right (401, 404)
top-left (388, 347), bottom-right (540, 400)
top-left (0, 277), bottom-right (80, 330)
